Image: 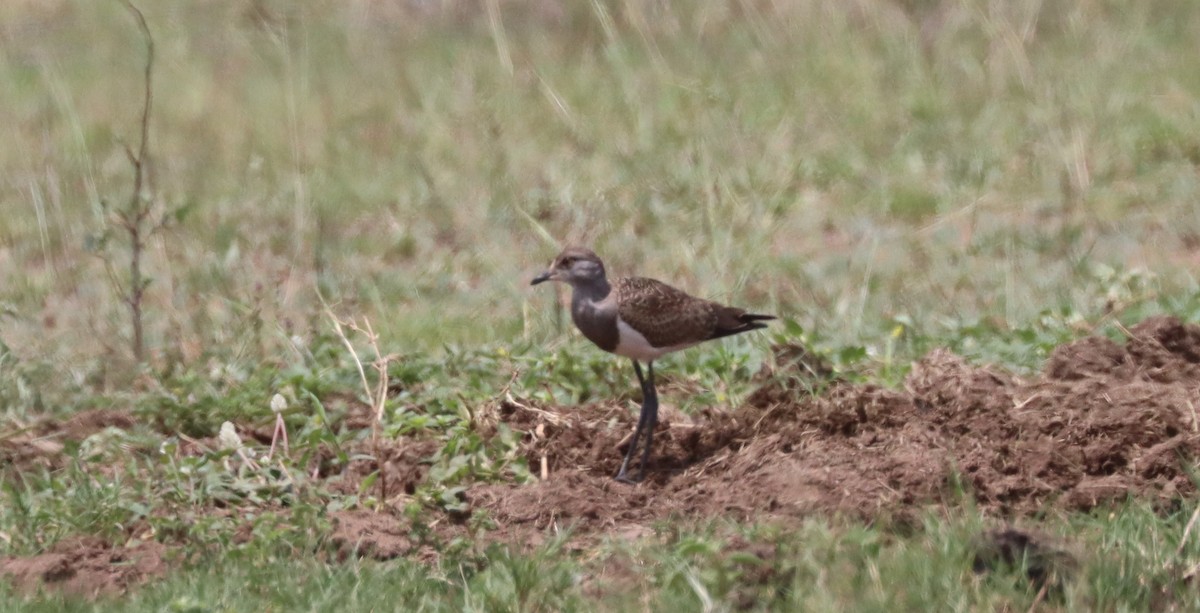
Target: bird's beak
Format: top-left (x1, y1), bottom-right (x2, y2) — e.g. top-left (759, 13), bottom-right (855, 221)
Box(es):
top-left (531, 270), bottom-right (554, 286)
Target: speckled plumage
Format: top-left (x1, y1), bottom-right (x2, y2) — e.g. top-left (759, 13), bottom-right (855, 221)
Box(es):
top-left (612, 277), bottom-right (764, 349)
top-left (532, 247), bottom-right (774, 358)
top-left (530, 246), bottom-right (774, 482)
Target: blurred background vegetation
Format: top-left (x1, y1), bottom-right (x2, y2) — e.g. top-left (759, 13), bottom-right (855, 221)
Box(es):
top-left (0, 0), bottom-right (1197, 388)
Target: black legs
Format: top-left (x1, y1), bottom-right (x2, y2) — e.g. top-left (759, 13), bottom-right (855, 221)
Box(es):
top-left (635, 361), bottom-right (658, 477)
top-left (615, 360), bottom-right (658, 483)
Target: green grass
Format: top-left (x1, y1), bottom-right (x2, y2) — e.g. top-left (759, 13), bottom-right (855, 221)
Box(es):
top-left (3, 0), bottom-right (1200, 609)
top-left (3, 322), bottom-right (1200, 610)
top-left (4, 504), bottom-right (1200, 611)
top-left (2, 1), bottom-right (1199, 382)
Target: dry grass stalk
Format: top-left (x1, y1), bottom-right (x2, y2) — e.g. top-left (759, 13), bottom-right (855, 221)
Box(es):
top-left (321, 297), bottom-right (395, 502)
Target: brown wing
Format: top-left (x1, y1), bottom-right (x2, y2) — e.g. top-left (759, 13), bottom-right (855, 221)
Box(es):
top-left (613, 277), bottom-right (719, 348)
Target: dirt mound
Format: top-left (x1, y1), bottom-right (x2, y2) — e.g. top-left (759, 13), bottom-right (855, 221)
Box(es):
top-left (0, 536), bottom-right (167, 597)
top-left (328, 510), bottom-right (423, 561)
top-left (0, 409), bottom-right (137, 472)
top-left (469, 315), bottom-right (1200, 534)
top-left (329, 437), bottom-right (440, 498)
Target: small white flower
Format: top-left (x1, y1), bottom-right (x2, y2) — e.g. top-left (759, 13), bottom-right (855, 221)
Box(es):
top-left (218, 421), bottom-right (242, 451)
top-left (270, 393), bottom-right (287, 414)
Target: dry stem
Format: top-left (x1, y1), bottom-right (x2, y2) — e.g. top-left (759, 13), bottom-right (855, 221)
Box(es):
top-left (320, 296), bottom-right (395, 501)
top-left (116, 0), bottom-right (158, 364)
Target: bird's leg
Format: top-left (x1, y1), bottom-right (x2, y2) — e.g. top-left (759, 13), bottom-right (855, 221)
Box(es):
top-left (616, 360), bottom-right (653, 483)
top-left (634, 361), bottom-right (658, 481)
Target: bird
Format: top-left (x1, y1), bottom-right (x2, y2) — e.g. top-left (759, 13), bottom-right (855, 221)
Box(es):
top-left (530, 246), bottom-right (775, 483)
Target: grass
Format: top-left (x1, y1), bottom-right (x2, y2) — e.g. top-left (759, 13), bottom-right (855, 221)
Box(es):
top-left (2, 1), bottom-right (1199, 379)
top-left (2, 0), bottom-right (1200, 610)
top-left (4, 504), bottom-right (1200, 611)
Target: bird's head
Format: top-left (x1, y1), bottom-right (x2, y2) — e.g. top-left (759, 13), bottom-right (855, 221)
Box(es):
top-left (531, 247), bottom-right (607, 287)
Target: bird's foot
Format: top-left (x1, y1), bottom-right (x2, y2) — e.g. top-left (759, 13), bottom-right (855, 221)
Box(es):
top-left (614, 470), bottom-right (644, 485)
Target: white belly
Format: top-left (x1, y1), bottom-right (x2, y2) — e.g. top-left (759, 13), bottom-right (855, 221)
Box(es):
top-left (612, 319), bottom-right (695, 362)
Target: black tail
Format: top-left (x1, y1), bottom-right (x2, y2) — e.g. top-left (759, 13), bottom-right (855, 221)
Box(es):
top-left (707, 312), bottom-right (776, 341)
top-left (740, 313), bottom-right (776, 323)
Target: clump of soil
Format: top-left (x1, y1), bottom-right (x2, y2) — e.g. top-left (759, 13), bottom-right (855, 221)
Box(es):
top-left (1, 409), bottom-right (137, 472)
top-left (470, 315), bottom-right (1200, 533)
top-left (328, 510), bottom-right (417, 561)
top-left (0, 536), bottom-right (166, 597)
top-left (330, 437), bottom-right (440, 498)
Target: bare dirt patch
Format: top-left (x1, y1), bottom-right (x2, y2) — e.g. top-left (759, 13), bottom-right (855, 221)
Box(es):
top-left (468, 315), bottom-right (1200, 536)
top-left (1, 409), bottom-right (137, 472)
top-left (329, 437), bottom-right (440, 498)
top-left (328, 510), bottom-right (419, 561)
top-left (0, 536), bottom-right (167, 598)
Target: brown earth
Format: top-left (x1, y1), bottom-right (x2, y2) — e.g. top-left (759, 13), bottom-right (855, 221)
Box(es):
top-left (468, 315), bottom-right (1200, 537)
top-left (5, 315), bottom-right (1200, 594)
top-left (0, 536), bottom-right (166, 598)
top-left (0, 409), bottom-right (136, 472)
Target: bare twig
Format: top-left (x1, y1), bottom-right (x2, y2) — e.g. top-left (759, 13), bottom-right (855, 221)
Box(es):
top-left (504, 391), bottom-right (566, 426)
top-left (118, 0), bottom-right (155, 364)
top-left (324, 305), bottom-right (372, 403)
top-left (357, 316), bottom-right (390, 425)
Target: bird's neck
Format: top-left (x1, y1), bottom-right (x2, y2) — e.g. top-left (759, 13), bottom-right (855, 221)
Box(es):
top-left (570, 278), bottom-right (612, 306)
top-left (568, 278), bottom-right (619, 353)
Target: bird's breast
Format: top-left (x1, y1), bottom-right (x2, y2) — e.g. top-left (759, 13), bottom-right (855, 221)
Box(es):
top-left (571, 298), bottom-right (620, 353)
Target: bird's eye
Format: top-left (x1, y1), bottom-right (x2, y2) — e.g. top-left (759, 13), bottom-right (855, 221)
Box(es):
top-left (561, 257), bottom-right (576, 266)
